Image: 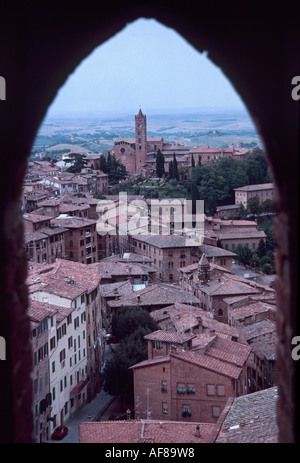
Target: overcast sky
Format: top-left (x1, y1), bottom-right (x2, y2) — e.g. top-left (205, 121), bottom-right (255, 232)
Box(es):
top-left (46, 18), bottom-right (247, 118)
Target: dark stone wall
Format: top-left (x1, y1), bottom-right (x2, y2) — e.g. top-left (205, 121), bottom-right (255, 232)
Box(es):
top-left (0, 1), bottom-right (298, 443)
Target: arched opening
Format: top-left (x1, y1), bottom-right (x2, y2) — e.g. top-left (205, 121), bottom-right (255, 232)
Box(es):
top-left (0, 3), bottom-right (298, 444)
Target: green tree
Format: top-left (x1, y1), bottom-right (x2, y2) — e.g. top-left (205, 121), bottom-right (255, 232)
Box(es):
top-left (235, 244), bottom-right (253, 266)
top-left (262, 262), bottom-right (273, 274)
top-left (247, 196), bottom-right (261, 215)
top-left (103, 306), bottom-right (159, 402)
top-left (106, 153), bottom-right (127, 182)
top-left (111, 305), bottom-right (159, 343)
top-left (246, 148), bottom-right (271, 185)
top-left (172, 153), bottom-right (179, 181)
top-left (66, 153), bottom-right (88, 173)
top-left (256, 238), bottom-right (267, 258)
top-left (100, 154), bottom-right (107, 173)
top-left (156, 149), bottom-right (165, 178)
top-left (237, 202), bottom-right (247, 219)
top-left (103, 327), bottom-right (149, 400)
top-left (250, 252), bottom-right (260, 269)
top-left (168, 160), bottom-right (174, 180)
top-left (260, 199), bottom-right (274, 213)
top-left (191, 154), bottom-right (195, 168)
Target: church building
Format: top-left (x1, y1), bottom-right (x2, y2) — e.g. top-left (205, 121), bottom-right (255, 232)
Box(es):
top-left (112, 109), bottom-right (249, 177)
top-left (112, 108), bottom-right (164, 175)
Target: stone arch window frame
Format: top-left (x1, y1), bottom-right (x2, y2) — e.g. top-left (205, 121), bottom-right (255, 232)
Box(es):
top-left (0, 5), bottom-right (298, 444)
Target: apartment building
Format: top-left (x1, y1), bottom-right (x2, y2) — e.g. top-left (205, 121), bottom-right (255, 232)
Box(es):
top-left (28, 299), bottom-right (57, 442)
top-left (127, 234), bottom-right (201, 283)
top-left (178, 254), bottom-right (277, 323)
top-left (234, 183), bottom-right (275, 208)
top-left (27, 258), bottom-right (104, 432)
top-left (24, 226), bottom-right (67, 264)
top-left (205, 217), bottom-right (266, 251)
top-left (51, 217), bottom-right (98, 264)
top-left (130, 330), bottom-right (251, 423)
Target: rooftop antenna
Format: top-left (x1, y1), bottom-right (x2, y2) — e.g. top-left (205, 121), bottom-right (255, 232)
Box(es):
top-left (146, 386), bottom-right (152, 422)
top-left (135, 395), bottom-right (142, 421)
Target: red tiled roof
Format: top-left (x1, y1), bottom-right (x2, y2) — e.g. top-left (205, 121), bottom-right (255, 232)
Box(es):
top-left (215, 387), bottom-right (278, 443)
top-left (108, 284), bottom-right (200, 308)
top-left (79, 420), bottom-right (217, 443)
top-left (27, 258), bottom-right (101, 298)
top-left (234, 183), bottom-right (274, 192)
top-left (144, 329), bottom-right (195, 344)
top-left (171, 349), bottom-right (242, 379)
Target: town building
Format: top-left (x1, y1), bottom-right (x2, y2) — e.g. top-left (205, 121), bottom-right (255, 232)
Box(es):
top-left (130, 329), bottom-right (251, 423)
top-left (51, 216), bottom-right (99, 264)
top-left (28, 299), bottom-right (57, 442)
top-left (79, 387), bottom-right (278, 444)
top-left (107, 283), bottom-right (200, 317)
top-left (215, 204), bottom-right (240, 218)
top-left (150, 303), bottom-right (245, 344)
top-left (179, 255), bottom-right (274, 323)
top-left (234, 183), bottom-right (275, 208)
top-left (127, 234), bottom-right (202, 283)
top-left (205, 217), bottom-right (266, 251)
top-left (27, 259), bottom-right (104, 409)
top-left (24, 226), bottom-right (67, 264)
top-left (113, 109), bottom-right (249, 176)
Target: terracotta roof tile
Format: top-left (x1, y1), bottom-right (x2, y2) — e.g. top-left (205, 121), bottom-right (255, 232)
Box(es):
top-left (215, 387), bottom-right (278, 443)
top-left (79, 419), bottom-right (217, 443)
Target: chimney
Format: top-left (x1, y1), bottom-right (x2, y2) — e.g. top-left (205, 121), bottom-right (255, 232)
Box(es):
top-left (195, 425), bottom-right (201, 437)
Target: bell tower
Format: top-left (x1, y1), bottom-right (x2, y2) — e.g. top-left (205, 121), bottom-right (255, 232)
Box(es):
top-left (135, 108), bottom-right (147, 173)
top-left (198, 253), bottom-right (210, 283)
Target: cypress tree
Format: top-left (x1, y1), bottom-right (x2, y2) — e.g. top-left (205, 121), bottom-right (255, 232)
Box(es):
top-left (100, 154), bottom-right (107, 173)
top-left (169, 160), bottom-right (174, 179)
top-left (156, 149), bottom-right (165, 178)
top-left (173, 153), bottom-right (179, 181)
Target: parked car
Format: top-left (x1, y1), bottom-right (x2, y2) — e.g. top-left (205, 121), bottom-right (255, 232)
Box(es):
top-left (51, 425), bottom-right (68, 440)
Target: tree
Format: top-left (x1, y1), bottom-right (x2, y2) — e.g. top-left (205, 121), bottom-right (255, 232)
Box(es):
top-left (168, 160), bottom-right (173, 180)
top-left (191, 154), bottom-right (195, 168)
top-left (235, 244), bottom-right (253, 266)
top-left (103, 306), bottom-right (159, 402)
top-left (103, 327), bottom-right (149, 400)
top-left (112, 305), bottom-right (159, 342)
top-left (260, 198), bottom-right (274, 214)
top-left (237, 202), bottom-right (247, 219)
top-left (105, 153), bottom-right (127, 182)
top-left (262, 262), bottom-right (273, 274)
top-left (247, 196), bottom-right (261, 216)
top-left (172, 153), bottom-right (179, 181)
top-left (100, 154), bottom-right (107, 173)
top-left (66, 153), bottom-right (88, 173)
top-left (156, 149), bottom-right (165, 178)
top-left (256, 238), bottom-right (267, 258)
top-left (246, 148), bottom-right (271, 185)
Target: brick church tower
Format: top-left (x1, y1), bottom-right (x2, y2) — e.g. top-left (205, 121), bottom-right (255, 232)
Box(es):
top-left (135, 108), bottom-right (147, 173)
